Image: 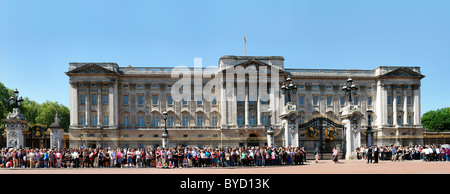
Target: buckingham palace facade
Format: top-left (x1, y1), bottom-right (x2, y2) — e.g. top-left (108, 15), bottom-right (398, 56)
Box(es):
top-left (66, 55), bottom-right (425, 150)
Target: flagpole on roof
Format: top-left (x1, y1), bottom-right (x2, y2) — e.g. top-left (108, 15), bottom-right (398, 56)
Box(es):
top-left (244, 35), bottom-right (246, 56)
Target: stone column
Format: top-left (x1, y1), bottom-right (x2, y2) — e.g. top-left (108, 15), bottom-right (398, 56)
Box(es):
top-left (114, 79), bottom-right (119, 128)
top-left (413, 84), bottom-right (421, 125)
top-left (220, 80), bottom-right (228, 128)
top-left (108, 81), bottom-right (115, 127)
top-left (4, 108), bottom-right (28, 149)
top-left (403, 85), bottom-right (408, 125)
top-left (85, 81), bottom-right (90, 126)
top-left (392, 85), bottom-right (398, 126)
top-left (257, 88), bottom-right (262, 126)
top-left (97, 81), bottom-right (102, 126)
top-left (69, 81), bottom-right (78, 127)
top-left (232, 84), bottom-right (237, 126)
top-left (245, 85), bottom-right (249, 126)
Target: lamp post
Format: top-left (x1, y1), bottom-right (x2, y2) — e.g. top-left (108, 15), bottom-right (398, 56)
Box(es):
top-left (266, 109), bottom-right (274, 148)
top-left (162, 111), bottom-right (169, 148)
top-left (341, 77), bottom-right (361, 159)
top-left (9, 88), bottom-right (24, 108)
top-left (366, 109), bottom-right (374, 147)
top-left (281, 76), bottom-right (297, 103)
top-left (341, 77), bottom-right (358, 104)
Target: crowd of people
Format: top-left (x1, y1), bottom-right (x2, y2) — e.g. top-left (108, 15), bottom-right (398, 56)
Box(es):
top-left (0, 146), bottom-right (308, 169)
top-left (1, 144), bottom-right (448, 169)
top-left (356, 144), bottom-right (450, 162)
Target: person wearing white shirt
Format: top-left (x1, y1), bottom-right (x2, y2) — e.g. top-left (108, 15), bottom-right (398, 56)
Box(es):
top-left (135, 149), bottom-right (142, 168)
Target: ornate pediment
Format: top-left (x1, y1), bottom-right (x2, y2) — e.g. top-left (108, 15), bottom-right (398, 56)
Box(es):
top-left (66, 64), bottom-right (118, 75)
top-left (378, 67), bottom-right (425, 79)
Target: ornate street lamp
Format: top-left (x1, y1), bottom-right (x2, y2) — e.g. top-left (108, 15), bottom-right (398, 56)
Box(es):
top-left (162, 111), bottom-right (169, 148)
top-left (366, 109), bottom-right (374, 147)
top-left (9, 88), bottom-right (24, 107)
top-left (281, 76), bottom-right (297, 103)
top-left (341, 77), bottom-right (358, 104)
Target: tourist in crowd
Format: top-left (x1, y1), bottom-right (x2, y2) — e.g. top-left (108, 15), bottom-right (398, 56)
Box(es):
top-left (332, 147), bottom-right (339, 164)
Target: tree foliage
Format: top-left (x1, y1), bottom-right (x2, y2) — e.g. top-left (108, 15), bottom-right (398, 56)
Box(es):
top-left (0, 82), bottom-right (70, 130)
top-left (422, 107), bottom-right (450, 132)
top-left (0, 82), bottom-right (13, 126)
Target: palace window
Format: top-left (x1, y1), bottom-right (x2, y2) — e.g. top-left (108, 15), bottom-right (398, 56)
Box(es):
top-left (197, 116), bottom-right (203, 127)
top-left (313, 96), bottom-right (319, 106)
top-left (212, 96), bottom-right (217, 106)
top-left (182, 115), bottom-right (189, 126)
top-left (103, 115), bottom-right (109, 126)
top-left (139, 116), bottom-right (145, 126)
top-left (138, 95), bottom-right (144, 105)
top-left (261, 115), bottom-right (268, 125)
top-left (124, 95), bottom-right (129, 105)
top-left (237, 115), bottom-right (244, 126)
top-left (327, 96), bottom-right (332, 106)
top-left (124, 116), bottom-right (129, 126)
top-left (212, 116), bottom-right (218, 126)
top-left (152, 116), bottom-right (158, 127)
top-left (250, 115), bottom-right (256, 125)
top-left (103, 95), bottom-right (108, 105)
top-left (91, 115), bottom-right (97, 126)
top-left (92, 94), bottom-right (97, 105)
top-left (197, 96), bottom-right (202, 106)
top-left (168, 95), bottom-right (173, 106)
top-left (367, 96), bottom-right (373, 106)
top-left (80, 95), bottom-right (86, 104)
top-left (168, 116), bottom-right (174, 127)
top-left (81, 115), bottom-right (86, 125)
top-left (182, 96), bottom-right (188, 105)
top-left (153, 95), bottom-right (158, 105)
top-left (299, 96), bottom-right (304, 106)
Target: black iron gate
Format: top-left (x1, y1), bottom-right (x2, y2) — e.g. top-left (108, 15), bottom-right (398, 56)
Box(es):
top-left (299, 117), bottom-right (344, 159)
top-left (26, 125), bottom-right (50, 149)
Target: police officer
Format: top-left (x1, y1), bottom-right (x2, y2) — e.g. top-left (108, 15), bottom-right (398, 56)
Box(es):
top-left (373, 145), bottom-right (379, 163)
top-left (367, 146), bottom-right (373, 163)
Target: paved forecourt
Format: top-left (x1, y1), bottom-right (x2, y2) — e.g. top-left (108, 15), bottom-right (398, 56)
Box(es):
top-left (0, 160), bottom-right (449, 174)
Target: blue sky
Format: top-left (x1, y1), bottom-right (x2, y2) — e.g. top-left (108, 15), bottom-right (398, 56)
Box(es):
top-left (0, 0), bottom-right (449, 114)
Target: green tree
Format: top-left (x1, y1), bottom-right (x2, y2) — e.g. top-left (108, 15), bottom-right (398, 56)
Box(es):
top-left (0, 82), bottom-right (13, 127)
top-left (422, 107), bottom-right (450, 132)
top-left (35, 101), bottom-right (70, 130)
top-left (0, 82), bottom-right (70, 131)
top-left (21, 97), bottom-right (41, 126)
